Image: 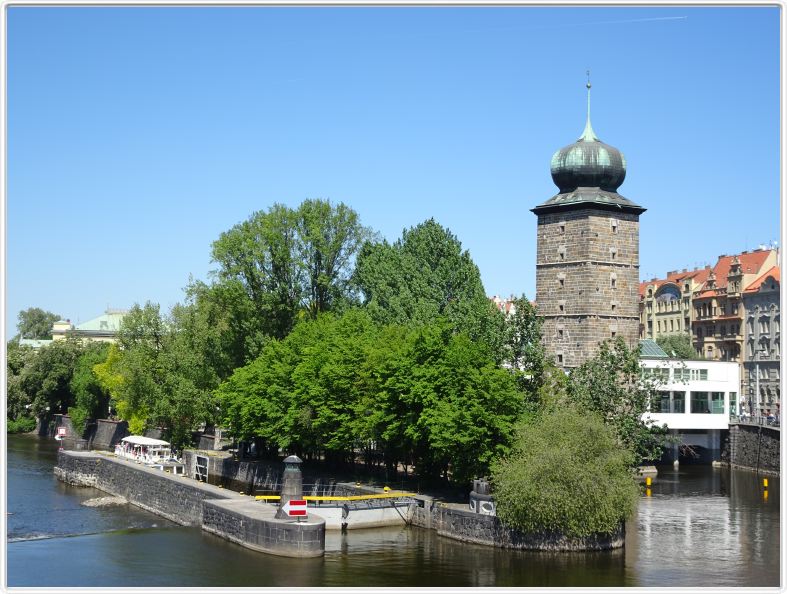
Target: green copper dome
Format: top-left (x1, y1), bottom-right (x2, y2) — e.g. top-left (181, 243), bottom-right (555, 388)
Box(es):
top-left (550, 118), bottom-right (627, 193)
top-left (532, 80), bottom-right (644, 217)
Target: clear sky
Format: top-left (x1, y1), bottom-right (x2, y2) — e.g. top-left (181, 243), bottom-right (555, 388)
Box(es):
top-left (5, 5), bottom-right (781, 337)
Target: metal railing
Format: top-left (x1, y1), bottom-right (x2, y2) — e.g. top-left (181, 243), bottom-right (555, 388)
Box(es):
top-left (729, 414), bottom-right (780, 428)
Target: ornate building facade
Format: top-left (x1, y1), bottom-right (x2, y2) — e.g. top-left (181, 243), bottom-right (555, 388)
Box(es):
top-left (742, 266), bottom-right (780, 416)
top-left (532, 83), bottom-right (644, 370)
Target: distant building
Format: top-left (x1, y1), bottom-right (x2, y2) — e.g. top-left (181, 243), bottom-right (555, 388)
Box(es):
top-left (533, 80), bottom-right (644, 370)
top-left (741, 265), bottom-right (780, 417)
top-left (490, 295), bottom-right (517, 317)
top-left (51, 309), bottom-right (128, 343)
top-left (639, 266), bottom-right (711, 341)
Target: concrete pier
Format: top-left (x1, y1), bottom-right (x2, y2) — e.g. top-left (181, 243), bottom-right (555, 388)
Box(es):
top-left (55, 450), bottom-right (325, 557)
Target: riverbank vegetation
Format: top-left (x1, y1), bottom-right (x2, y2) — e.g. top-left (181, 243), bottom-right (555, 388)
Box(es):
top-left (7, 199), bottom-right (666, 511)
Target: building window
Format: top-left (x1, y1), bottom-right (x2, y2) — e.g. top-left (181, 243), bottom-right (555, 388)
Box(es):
top-left (559, 302), bottom-right (565, 313)
top-left (691, 391), bottom-right (710, 414)
top-left (557, 353), bottom-right (563, 364)
top-left (711, 392), bottom-right (725, 414)
top-left (732, 303), bottom-right (738, 315)
top-left (611, 331), bottom-right (617, 338)
top-left (672, 391), bottom-right (685, 413)
top-left (559, 221), bottom-right (566, 234)
top-left (657, 392), bottom-right (671, 413)
top-left (558, 328), bottom-right (564, 339)
top-left (610, 219), bottom-right (618, 234)
top-left (609, 247), bottom-right (617, 260)
top-left (611, 303), bottom-right (616, 312)
top-left (558, 246), bottom-right (566, 260)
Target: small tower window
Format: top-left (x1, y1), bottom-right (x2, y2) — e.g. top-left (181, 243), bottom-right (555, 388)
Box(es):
top-left (610, 272), bottom-right (617, 289)
top-left (610, 219), bottom-right (619, 234)
top-left (558, 246), bottom-right (566, 260)
top-left (609, 247), bottom-right (617, 260)
top-left (611, 302), bottom-right (617, 312)
top-left (559, 220), bottom-right (566, 234)
top-left (557, 353), bottom-right (564, 364)
top-left (558, 328), bottom-right (564, 339)
top-left (558, 300), bottom-right (566, 313)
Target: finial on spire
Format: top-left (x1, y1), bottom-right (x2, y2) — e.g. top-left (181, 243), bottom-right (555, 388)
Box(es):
top-left (580, 69), bottom-right (598, 142)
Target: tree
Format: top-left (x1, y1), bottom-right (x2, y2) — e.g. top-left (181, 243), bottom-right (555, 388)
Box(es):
top-left (354, 218), bottom-right (505, 356)
top-left (491, 405), bottom-right (640, 538)
top-left (209, 200), bottom-right (372, 358)
top-left (656, 334), bottom-right (699, 360)
top-left (68, 342), bottom-right (111, 429)
top-left (16, 307), bottom-right (60, 340)
top-left (98, 301), bottom-right (221, 446)
top-left (501, 295), bottom-right (547, 396)
top-left (567, 338), bottom-right (669, 465)
top-left (18, 338), bottom-right (84, 416)
top-left (216, 310), bottom-right (525, 484)
top-left (6, 341), bottom-right (37, 420)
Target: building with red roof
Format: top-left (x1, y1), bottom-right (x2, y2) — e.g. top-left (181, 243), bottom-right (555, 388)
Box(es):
top-left (640, 247), bottom-right (779, 416)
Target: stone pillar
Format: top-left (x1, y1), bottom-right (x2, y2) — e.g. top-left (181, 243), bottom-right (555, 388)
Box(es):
top-left (276, 455), bottom-right (303, 519)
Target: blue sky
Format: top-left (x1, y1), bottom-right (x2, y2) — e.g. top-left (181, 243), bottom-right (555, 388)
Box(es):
top-left (5, 6), bottom-right (780, 337)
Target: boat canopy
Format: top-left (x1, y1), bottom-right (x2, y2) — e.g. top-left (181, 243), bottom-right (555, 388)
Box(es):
top-left (121, 436), bottom-right (170, 447)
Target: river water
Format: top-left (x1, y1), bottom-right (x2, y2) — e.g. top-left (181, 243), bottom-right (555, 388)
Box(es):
top-left (6, 434), bottom-right (781, 587)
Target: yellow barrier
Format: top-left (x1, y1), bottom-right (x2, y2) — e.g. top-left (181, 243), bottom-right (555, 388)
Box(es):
top-left (254, 492), bottom-right (416, 502)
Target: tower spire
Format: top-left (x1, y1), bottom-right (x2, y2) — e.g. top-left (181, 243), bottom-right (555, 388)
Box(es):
top-left (580, 70), bottom-right (598, 142)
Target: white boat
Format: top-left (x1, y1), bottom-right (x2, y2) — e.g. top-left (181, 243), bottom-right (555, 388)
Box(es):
top-left (115, 436), bottom-right (180, 468)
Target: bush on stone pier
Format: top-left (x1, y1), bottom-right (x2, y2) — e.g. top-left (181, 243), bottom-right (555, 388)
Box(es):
top-left (491, 405), bottom-right (640, 538)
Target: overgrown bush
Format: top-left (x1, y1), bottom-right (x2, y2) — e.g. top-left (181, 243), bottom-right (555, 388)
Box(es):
top-left (7, 416), bottom-right (36, 434)
top-left (491, 406), bottom-right (640, 538)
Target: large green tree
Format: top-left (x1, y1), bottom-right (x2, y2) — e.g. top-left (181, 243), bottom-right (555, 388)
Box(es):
top-left (68, 342), bottom-right (111, 428)
top-left (6, 341), bottom-right (37, 420)
top-left (354, 218), bottom-right (505, 357)
top-left (96, 301), bottom-right (220, 446)
top-left (217, 310), bottom-right (525, 485)
top-left (18, 337), bottom-right (84, 416)
top-left (16, 307), bottom-right (60, 340)
top-left (209, 200), bottom-right (373, 362)
top-left (567, 338), bottom-right (668, 466)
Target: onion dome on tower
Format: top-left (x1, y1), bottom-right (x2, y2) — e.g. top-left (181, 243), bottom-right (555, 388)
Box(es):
top-left (532, 77), bottom-right (645, 216)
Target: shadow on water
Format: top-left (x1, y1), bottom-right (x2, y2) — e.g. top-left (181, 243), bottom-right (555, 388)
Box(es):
top-left (6, 436), bottom-right (780, 588)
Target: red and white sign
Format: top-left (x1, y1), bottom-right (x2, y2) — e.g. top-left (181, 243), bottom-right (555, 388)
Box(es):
top-left (57, 427), bottom-right (67, 437)
top-left (282, 499), bottom-right (307, 517)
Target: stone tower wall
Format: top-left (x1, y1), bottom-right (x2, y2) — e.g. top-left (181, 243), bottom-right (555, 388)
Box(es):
top-left (535, 208), bottom-right (640, 368)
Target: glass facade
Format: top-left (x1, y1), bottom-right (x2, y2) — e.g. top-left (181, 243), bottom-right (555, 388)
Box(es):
top-left (691, 391), bottom-right (710, 414)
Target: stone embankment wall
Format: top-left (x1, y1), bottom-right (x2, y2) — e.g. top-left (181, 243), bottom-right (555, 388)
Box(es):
top-left (728, 423), bottom-right (780, 476)
top-left (202, 499), bottom-right (324, 557)
top-left (410, 498), bottom-right (624, 551)
top-left (55, 450), bottom-right (325, 556)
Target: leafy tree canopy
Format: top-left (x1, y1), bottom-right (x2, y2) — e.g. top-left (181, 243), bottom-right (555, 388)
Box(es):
top-left (209, 200), bottom-right (373, 360)
top-left (217, 309), bottom-right (526, 485)
top-left (16, 307), bottom-right (60, 340)
top-left (656, 333), bottom-right (699, 360)
top-left (354, 218), bottom-right (505, 357)
top-left (491, 405), bottom-right (640, 538)
top-left (567, 338), bottom-right (668, 466)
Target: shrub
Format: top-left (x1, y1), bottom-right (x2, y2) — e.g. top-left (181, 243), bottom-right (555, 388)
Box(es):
top-left (7, 416), bottom-right (36, 434)
top-left (491, 405), bottom-right (640, 538)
